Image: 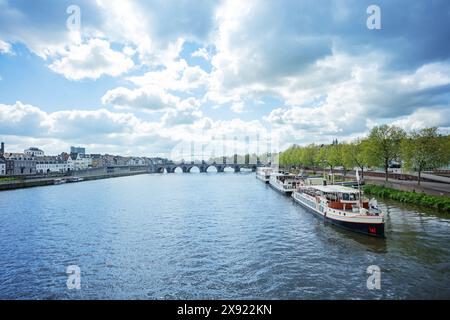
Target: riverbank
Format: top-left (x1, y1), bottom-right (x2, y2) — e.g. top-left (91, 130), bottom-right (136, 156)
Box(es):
top-left (0, 170), bottom-right (149, 191)
top-left (363, 184), bottom-right (450, 214)
top-left (363, 176), bottom-right (450, 197)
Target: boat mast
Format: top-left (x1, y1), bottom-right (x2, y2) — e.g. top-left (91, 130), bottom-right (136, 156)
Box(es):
top-left (356, 168), bottom-right (362, 208)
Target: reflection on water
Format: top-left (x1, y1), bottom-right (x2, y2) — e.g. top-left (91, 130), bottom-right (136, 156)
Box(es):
top-left (0, 173), bottom-right (449, 299)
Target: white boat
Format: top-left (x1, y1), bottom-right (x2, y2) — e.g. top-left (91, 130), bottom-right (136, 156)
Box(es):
top-left (269, 173), bottom-right (301, 195)
top-left (256, 167), bottom-right (273, 183)
top-left (53, 178), bottom-right (66, 185)
top-left (67, 176), bottom-right (84, 182)
top-left (292, 182), bottom-right (385, 237)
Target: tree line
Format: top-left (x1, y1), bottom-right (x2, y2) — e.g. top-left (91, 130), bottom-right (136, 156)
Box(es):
top-left (279, 125), bottom-right (450, 185)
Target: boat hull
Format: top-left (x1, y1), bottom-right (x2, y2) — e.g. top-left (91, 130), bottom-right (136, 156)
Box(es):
top-left (323, 215), bottom-right (384, 237)
top-left (293, 193), bottom-right (385, 237)
top-left (269, 182), bottom-right (293, 195)
top-left (256, 175), bottom-right (270, 183)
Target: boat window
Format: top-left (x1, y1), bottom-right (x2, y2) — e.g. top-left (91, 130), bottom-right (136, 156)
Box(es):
top-left (342, 193), bottom-right (349, 201)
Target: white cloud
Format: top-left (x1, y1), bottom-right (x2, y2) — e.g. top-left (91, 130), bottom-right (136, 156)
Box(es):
top-left (392, 107), bottom-right (450, 131)
top-left (206, 0), bottom-right (333, 105)
top-left (101, 85), bottom-right (180, 110)
top-left (48, 39), bottom-right (134, 80)
top-left (400, 61), bottom-right (450, 90)
top-left (95, 0), bottom-right (218, 66)
top-left (127, 59), bottom-right (209, 92)
top-left (161, 98), bottom-right (203, 126)
top-left (47, 109), bottom-right (145, 138)
top-left (102, 86), bottom-right (204, 126)
top-left (0, 39), bottom-right (12, 54)
top-left (0, 101), bottom-right (174, 155)
top-left (0, 101), bottom-right (274, 158)
top-left (192, 47), bottom-right (210, 60)
top-left (0, 101), bottom-right (49, 136)
top-left (230, 101), bottom-right (245, 113)
top-left (263, 57), bottom-right (450, 143)
top-left (0, 101), bottom-right (150, 139)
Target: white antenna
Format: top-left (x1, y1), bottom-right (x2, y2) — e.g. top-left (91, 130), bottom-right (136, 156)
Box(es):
top-left (356, 168), bottom-right (362, 208)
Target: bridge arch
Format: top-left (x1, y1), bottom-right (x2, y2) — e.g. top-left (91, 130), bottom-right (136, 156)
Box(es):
top-left (155, 166), bottom-right (167, 173)
top-left (223, 166), bottom-right (235, 173)
top-left (188, 165), bottom-right (200, 173)
top-left (206, 165), bottom-right (218, 173)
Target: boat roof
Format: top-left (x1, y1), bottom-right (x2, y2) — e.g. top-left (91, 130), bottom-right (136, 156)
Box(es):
top-left (308, 185), bottom-right (360, 193)
top-left (272, 172), bottom-right (296, 177)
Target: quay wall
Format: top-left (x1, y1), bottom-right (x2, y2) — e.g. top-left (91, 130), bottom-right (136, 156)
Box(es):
top-left (0, 167), bottom-right (149, 191)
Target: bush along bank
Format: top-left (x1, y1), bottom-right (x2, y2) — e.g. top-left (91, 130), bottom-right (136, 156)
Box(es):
top-left (363, 185), bottom-right (450, 214)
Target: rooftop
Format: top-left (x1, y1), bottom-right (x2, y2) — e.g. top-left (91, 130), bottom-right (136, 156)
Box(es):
top-left (309, 185), bottom-right (359, 194)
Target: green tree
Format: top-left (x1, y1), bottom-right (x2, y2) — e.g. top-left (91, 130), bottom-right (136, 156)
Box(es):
top-left (314, 143), bottom-right (342, 178)
top-left (327, 143), bottom-right (342, 175)
top-left (340, 143), bottom-right (350, 178)
top-left (342, 139), bottom-right (371, 180)
top-left (293, 147), bottom-right (303, 167)
top-left (315, 145), bottom-right (329, 175)
top-left (302, 144), bottom-right (319, 172)
top-left (401, 127), bottom-right (449, 185)
top-left (367, 125), bottom-right (406, 181)
top-left (279, 151), bottom-right (286, 166)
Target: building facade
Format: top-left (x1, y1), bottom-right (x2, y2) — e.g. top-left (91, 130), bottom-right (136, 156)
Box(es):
top-left (90, 154), bottom-right (105, 168)
top-left (103, 155), bottom-right (128, 166)
top-left (68, 153), bottom-right (92, 170)
top-left (0, 157), bottom-right (5, 175)
top-left (127, 157), bottom-right (146, 166)
top-left (36, 156), bottom-right (73, 173)
top-left (24, 147), bottom-right (44, 157)
top-left (3, 153), bottom-right (37, 175)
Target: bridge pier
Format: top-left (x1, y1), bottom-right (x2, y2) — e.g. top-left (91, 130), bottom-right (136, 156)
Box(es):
top-left (167, 166), bottom-right (176, 173)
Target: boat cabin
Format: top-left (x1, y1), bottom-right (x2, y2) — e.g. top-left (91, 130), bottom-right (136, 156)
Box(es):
top-left (271, 173), bottom-right (303, 188)
top-left (302, 185), bottom-right (369, 210)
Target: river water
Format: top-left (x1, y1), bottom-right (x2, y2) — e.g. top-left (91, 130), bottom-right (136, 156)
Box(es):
top-left (0, 173), bottom-right (449, 299)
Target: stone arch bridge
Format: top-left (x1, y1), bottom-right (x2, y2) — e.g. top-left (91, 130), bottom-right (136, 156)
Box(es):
top-left (149, 162), bottom-right (261, 173)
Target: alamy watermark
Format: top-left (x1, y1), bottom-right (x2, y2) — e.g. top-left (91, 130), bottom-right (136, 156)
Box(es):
top-left (66, 5), bottom-right (81, 32)
top-left (366, 265), bottom-right (381, 290)
top-left (167, 130), bottom-right (280, 168)
top-left (367, 5), bottom-right (381, 30)
top-left (66, 265), bottom-right (81, 290)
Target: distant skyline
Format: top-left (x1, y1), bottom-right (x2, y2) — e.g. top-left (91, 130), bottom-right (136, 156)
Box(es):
top-left (1, 0), bottom-right (450, 157)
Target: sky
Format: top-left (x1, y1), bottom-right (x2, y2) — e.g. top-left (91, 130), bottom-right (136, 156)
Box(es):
top-left (0, 0), bottom-right (449, 159)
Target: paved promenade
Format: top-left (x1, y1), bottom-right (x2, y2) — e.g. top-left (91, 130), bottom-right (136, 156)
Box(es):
top-left (364, 176), bottom-right (450, 197)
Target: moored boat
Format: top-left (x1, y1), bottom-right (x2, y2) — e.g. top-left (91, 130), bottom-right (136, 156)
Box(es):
top-left (67, 176), bottom-right (84, 183)
top-left (256, 167), bottom-right (273, 183)
top-left (292, 181), bottom-right (385, 237)
top-left (53, 178), bottom-right (66, 185)
top-left (269, 172), bottom-right (301, 195)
